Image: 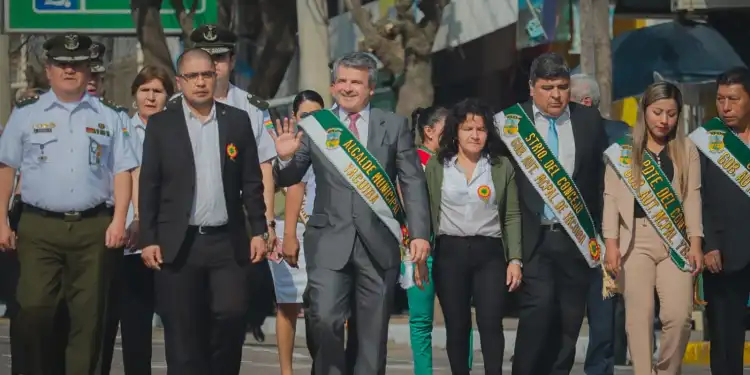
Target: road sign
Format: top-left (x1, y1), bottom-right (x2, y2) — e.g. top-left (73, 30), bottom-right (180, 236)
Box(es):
top-left (4, 0), bottom-right (217, 34)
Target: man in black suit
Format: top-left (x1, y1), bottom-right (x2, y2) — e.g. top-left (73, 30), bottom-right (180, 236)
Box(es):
top-left (698, 67), bottom-right (750, 375)
top-left (501, 53), bottom-right (609, 375)
top-left (570, 73), bottom-right (633, 375)
top-left (138, 48), bottom-right (269, 375)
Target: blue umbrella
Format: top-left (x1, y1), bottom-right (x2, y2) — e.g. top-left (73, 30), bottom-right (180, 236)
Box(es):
top-left (575, 21), bottom-right (745, 101)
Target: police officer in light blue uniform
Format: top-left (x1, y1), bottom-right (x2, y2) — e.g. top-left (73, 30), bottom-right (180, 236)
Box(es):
top-left (87, 40), bottom-right (147, 375)
top-left (0, 33), bottom-right (139, 375)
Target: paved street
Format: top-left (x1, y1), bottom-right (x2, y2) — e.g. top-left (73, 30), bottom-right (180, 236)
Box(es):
top-left (0, 320), bottom-right (728, 374)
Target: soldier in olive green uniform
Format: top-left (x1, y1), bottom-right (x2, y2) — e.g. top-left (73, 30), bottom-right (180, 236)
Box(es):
top-left (0, 34), bottom-right (138, 375)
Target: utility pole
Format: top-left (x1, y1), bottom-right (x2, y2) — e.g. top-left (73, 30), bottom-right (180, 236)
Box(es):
top-left (0, 34), bottom-right (11, 125)
top-left (594, 0), bottom-right (612, 118)
top-left (297, 0), bottom-right (332, 107)
top-left (578, 0), bottom-right (596, 75)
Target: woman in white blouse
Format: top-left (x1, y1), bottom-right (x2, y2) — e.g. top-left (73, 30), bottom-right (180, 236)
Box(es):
top-left (424, 98), bottom-right (523, 375)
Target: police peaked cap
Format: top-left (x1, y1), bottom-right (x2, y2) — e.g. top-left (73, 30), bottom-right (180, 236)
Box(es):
top-left (190, 24), bottom-right (237, 55)
top-left (43, 34), bottom-right (93, 63)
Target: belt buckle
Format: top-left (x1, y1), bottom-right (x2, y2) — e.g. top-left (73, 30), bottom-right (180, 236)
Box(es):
top-left (64, 211), bottom-right (82, 222)
top-left (198, 226), bottom-right (207, 235)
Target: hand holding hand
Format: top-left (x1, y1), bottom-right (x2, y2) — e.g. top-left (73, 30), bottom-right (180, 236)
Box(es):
top-left (409, 239), bottom-right (430, 264)
top-left (268, 117), bottom-right (303, 161)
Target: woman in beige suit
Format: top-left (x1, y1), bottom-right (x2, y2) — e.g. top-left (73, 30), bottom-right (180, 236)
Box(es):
top-left (602, 82), bottom-right (703, 375)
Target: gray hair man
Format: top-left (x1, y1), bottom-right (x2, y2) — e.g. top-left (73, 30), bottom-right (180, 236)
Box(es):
top-left (571, 73), bottom-right (631, 145)
top-left (272, 51), bottom-right (431, 375)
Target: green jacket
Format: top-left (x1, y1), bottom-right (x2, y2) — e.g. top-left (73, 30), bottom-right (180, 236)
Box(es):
top-left (424, 155), bottom-right (522, 261)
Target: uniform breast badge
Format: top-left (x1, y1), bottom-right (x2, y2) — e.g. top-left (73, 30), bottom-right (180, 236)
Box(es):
top-left (89, 138), bottom-right (103, 165)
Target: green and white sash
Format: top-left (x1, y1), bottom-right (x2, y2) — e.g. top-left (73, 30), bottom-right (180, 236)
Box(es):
top-left (297, 110), bottom-right (415, 287)
top-left (690, 117), bottom-right (750, 198)
top-left (494, 104), bottom-right (604, 267)
top-left (603, 139), bottom-right (692, 272)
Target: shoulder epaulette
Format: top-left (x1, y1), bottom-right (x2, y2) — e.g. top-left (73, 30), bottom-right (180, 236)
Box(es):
top-left (99, 97), bottom-right (128, 113)
top-left (15, 95), bottom-right (39, 108)
top-left (247, 94), bottom-right (269, 111)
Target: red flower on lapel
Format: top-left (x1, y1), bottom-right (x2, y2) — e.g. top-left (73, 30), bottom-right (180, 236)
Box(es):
top-left (226, 143), bottom-right (238, 161)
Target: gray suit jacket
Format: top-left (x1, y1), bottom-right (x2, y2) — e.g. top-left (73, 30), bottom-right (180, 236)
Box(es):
top-left (275, 107), bottom-right (430, 271)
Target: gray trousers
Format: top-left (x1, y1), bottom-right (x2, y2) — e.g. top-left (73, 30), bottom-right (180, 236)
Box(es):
top-left (306, 236), bottom-right (398, 375)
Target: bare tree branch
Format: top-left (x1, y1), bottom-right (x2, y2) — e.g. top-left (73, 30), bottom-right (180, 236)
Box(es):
top-left (131, 0), bottom-right (175, 76)
top-left (344, 0), bottom-right (448, 116)
top-left (344, 0), bottom-right (405, 74)
top-left (169, 0), bottom-right (200, 48)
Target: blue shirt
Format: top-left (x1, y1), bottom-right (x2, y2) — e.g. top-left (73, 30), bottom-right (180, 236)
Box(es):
top-left (0, 91), bottom-right (139, 212)
top-left (107, 109), bottom-right (141, 206)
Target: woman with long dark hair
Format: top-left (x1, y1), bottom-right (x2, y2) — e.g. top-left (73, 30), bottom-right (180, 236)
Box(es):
top-left (406, 105), bottom-right (475, 375)
top-left (602, 82), bottom-right (703, 375)
top-left (425, 98), bottom-right (522, 375)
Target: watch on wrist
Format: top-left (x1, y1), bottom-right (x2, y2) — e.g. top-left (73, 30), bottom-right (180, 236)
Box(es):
top-left (510, 259), bottom-right (523, 268)
top-left (262, 232), bottom-right (269, 241)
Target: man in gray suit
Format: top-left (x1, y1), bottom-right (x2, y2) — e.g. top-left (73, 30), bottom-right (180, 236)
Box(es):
top-left (272, 52), bottom-right (431, 375)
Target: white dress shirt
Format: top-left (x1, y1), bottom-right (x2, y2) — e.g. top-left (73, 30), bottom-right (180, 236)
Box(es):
top-left (182, 101), bottom-right (228, 226)
top-left (438, 156), bottom-right (502, 238)
top-left (533, 105), bottom-right (574, 224)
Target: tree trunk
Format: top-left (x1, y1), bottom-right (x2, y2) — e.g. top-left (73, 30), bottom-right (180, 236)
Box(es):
top-left (396, 56), bottom-right (433, 117)
top-left (593, 0), bottom-right (612, 117)
top-left (218, 0), bottom-right (235, 27)
top-left (247, 0), bottom-right (298, 98)
top-left (131, 0), bottom-right (175, 76)
top-left (344, 0), bottom-right (445, 116)
top-left (578, 0), bottom-right (595, 75)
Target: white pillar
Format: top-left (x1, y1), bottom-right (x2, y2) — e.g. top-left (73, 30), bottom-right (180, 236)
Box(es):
top-left (296, 0), bottom-right (332, 107)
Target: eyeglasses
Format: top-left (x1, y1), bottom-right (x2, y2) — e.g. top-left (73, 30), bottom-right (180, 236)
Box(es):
top-left (179, 71), bottom-right (217, 81)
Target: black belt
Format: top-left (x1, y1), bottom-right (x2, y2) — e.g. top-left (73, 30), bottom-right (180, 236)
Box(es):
top-left (23, 203), bottom-right (112, 222)
top-left (188, 224), bottom-right (229, 235)
top-left (540, 222), bottom-right (564, 232)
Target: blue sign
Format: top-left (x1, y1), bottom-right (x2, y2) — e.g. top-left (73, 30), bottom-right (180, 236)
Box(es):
top-left (34, 0), bottom-right (80, 11)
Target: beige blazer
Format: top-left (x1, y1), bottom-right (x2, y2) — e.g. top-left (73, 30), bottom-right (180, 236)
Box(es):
top-left (602, 142), bottom-right (703, 256)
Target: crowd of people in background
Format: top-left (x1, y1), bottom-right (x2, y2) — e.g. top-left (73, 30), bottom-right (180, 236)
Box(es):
top-left (0, 21), bottom-right (749, 375)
